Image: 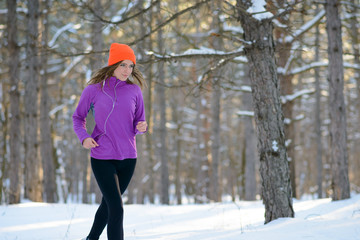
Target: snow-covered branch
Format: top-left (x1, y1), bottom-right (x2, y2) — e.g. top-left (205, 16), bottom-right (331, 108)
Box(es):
top-left (284, 9), bottom-right (326, 44)
top-left (48, 23), bottom-right (80, 48)
top-left (236, 110), bottom-right (254, 117)
top-left (281, 88), bottom-right (315, 104)
top-left (0, 8), bottom-right (28, 15)
top-left (284, 61), bottom-right (360, 75)
top-left (60, 46), bottom-right (91, 78)
top-left (49, 95), bottom-right (77, 117)
top-left (146, 46), bottom-right (244, 61)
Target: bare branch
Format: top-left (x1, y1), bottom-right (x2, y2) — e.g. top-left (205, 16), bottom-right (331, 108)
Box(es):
top-left (83, 0), bottom-right (159, 24)
top-left (128, 0), bottom-right (212, 46)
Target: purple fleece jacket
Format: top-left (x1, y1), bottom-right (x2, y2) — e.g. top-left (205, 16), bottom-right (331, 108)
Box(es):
top-left (72, 76), bottom-right (146, 160)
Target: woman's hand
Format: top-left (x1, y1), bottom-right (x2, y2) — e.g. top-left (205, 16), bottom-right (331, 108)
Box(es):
top-left (82, 137), bottom-right (99, 149)
top-left (136, 121), bottom-right (148, 132)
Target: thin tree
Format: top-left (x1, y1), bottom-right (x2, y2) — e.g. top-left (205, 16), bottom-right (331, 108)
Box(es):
top-left (314, 4), bottom-right (323, 198)
top-left (325, 0), bottom-right (350, 200)
top-left (139, 0), bottom-right (156, 204)
top-left (86, 0), bottom-right (103, 204)
top-left (243, 66), bottom-right (257, 201)
top-left (25, 0), bottom-right (43, 202)
top-left (40, 0), bottom-right (58, 203)
top-left (210, 0), bottom-right (223, 202)
top-left (236, 0), bottom-right (294, 223)
top-left (156, 0), bottom-right (170, 204)
top-left (7, 0), bottom-right (22, 204)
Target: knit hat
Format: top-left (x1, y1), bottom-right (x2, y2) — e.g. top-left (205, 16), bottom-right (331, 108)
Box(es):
top-left (108, 43), bottom-right (136, 66)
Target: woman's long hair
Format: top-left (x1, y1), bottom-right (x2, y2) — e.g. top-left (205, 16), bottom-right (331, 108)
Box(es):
top-left (88, 61), bottom-right (146, 89)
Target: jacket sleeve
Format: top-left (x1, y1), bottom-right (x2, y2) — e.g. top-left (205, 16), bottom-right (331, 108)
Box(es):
top-left (72, 86), bottom-right (93, 144)
top-left (134, 86), bottom-right (146, 135)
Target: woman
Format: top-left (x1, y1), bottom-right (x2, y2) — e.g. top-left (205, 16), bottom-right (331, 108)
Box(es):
top-left (73, 43), bottom-right (147, 240)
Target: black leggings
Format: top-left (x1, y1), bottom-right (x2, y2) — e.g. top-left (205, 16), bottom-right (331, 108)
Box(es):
top-left (88, 157), bottom-right (136, 240)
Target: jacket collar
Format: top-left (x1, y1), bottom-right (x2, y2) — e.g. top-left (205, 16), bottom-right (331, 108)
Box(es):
top-left (105, 76), bottom-right (127, 88)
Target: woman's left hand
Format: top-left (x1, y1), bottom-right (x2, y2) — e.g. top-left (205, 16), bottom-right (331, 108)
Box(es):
top-left (136, 121), bottom-right (148, 132)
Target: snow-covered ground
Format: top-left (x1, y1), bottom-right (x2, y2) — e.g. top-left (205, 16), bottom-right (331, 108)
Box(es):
top-left (0, 194), bottom-right (360, 240)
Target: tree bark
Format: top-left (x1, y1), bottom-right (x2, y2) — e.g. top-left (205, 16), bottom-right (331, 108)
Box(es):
top-left (40, 0), bottom-right (58, 203)
top-left (348, 0), bottom-right (360, 102)
top-left (314, 5), bottom-right (323, 198)
top-left (243, 67), bottom-right (257, 201)
top-left (142, 2), bottom-right (156, 204)
top-left (157, 0), bottom-right (169, 204)
top-left (25, 0), bottom-right (43, 202)
top-left (173, 0), bottom-right (183, 205)
top-left (277, 42), bottom-right (297, 198)
top-left (87, 0), bottom-right (104, 204)
top-left (236, 0), bottom-right (294, 223)
top-left (325, 0), bottom-right (350, 200)
top-left (348, 0), bottom-right (360, 194)
top-left (210, 0), bottom-right (222, 202)
top-left (7, 0), bottom-right (22, 204)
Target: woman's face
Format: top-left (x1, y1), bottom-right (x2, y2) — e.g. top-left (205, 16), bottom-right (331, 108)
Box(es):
top-left (113, 60), bottom-right (134, 81)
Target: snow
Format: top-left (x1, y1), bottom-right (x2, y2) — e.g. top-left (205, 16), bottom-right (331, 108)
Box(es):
top-left (236, 110), bottom-right (254, 117)
top-left (247, 0), bottom-right (273, 20)
top-left (148, 47), bottom-right (244, 60)
top-left (1, 195), bottom-right (359, 240)
top-left (272, 140), bottom-right (279, 152)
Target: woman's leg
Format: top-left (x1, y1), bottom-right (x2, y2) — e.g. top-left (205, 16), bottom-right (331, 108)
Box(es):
top-left (107, 158), bottom-right (136, 239)
top-left (87, 158), bottom-right (136, 240)
top-left (115, 158), bottom-right (137, 194)
top-left (87, 158), bottom-right (116, 240)
top-left (87, 197), bottom-right (108, 239)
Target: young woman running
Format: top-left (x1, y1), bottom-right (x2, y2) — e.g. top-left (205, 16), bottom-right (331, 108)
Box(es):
top-left (73, 43), bottom-right (147, 240)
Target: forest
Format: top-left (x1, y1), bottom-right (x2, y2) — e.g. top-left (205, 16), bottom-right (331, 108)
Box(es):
top-left (0, 0), bottom-right (358, 222)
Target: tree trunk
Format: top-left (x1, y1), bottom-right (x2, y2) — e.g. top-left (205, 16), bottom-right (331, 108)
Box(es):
top-left (277, 42), bottom-right (297, 198)
top-left (157, 0), bottom-right (169, 205)
top-left (236, 1), bottom-right (294, 223)
top-left (7, 0), bottom-right (22, 204)
top-left (138, 0), bottom-right (156, 203)
top-left (314, 5), bottom-right (323, 198)
top-left (210, 0), bottom-right (222, 202)
top-left (40, 0), bottom-right (58, 203)
top-left (174, 1), bottom-right (183, 204)
top-left (87, 0), bottom-right (104, 204)
top-left (348, 0), bottom-right (360, 103)
top-left (243, 67), bottom-right (257, 201)
top-left (325, 0), bottom-right (350, 200)
top-left (25, 0), bottom-right (43, 202)
top-left (191, 10), bottom-right (209, 204)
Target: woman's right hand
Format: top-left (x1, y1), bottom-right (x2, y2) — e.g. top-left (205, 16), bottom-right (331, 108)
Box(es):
top-left (82, 137), bottom-right (99, 149)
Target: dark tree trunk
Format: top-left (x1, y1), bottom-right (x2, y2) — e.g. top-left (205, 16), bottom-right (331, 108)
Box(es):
top-left (236, 0), bottom-right (294, 223)
top-left (210, 0), bottom-right (223, 202)
top-left (7, 0), bottom-right (22, 204)
top-left (325, 0), bottom-right (350, 200)
top-left (87, 0), bottom-right (104, 204)
top-left (314, 5), bottom-right (323, 198)
top-left (277, 42), bottom-right (297, 199)
top-left (157, 0), bottom-right (169, 204)
top-left (243, 67), bottom-right (257, 201)
top-left (25, 0), bottom-right (42, 202)
top-left (40, 0), bottom-right (58, 203)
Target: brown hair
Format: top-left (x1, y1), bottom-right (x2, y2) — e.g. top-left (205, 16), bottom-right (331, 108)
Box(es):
top-left (88, 61), bottom-right (146, 89)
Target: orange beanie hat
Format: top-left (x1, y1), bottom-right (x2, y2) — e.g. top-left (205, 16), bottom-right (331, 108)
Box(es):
top-left (108, 43), bottom-right (136, 66)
